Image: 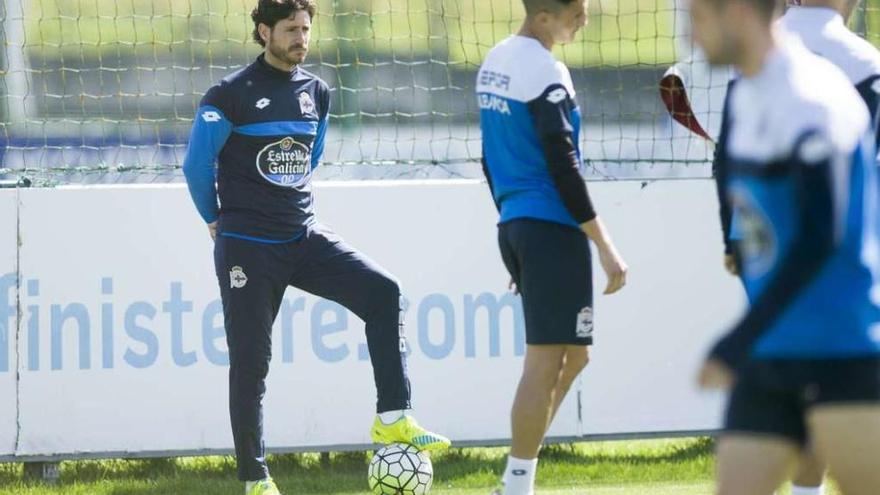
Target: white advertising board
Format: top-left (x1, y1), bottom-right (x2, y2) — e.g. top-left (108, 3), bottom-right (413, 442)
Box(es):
top-left (0, 190), bottom-right (19, 455)
top-left (581, 181), bottom-right (741, 435)
top-left (6, 179), bottom-right (742, 458)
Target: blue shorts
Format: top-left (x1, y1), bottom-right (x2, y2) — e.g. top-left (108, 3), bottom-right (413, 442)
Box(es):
top-left (725, 357), bottom-right (880, 446)
top-left (498, 218), bottom-right (593, 346)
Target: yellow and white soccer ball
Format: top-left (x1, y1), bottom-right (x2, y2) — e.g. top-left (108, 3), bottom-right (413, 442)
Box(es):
top-left (368, 443), bottom-right (433, 495)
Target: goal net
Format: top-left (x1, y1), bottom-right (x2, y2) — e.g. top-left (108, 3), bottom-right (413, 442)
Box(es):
top-left (0, 0), bottom-right (875, 185)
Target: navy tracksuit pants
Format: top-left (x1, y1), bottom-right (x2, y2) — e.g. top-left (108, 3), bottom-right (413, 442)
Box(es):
top-left (214, 223), bottom-right (412, 481)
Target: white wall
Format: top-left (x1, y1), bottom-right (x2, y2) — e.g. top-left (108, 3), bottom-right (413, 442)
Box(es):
top-left (0, 190), bottom-right (18, 454)
top-left (0, 179), bottom-right (744, 458)
top-left (582, 181), bottom-right (735, 434)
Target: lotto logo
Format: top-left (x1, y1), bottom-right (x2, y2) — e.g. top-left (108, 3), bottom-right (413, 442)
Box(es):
top-left (797, 133), bottom-right (832, 165)
top-left (256, 98), bottom-right (271, 109)
top-left (546, 88), bottom-right (568, 104)
top-left (201, 111), bottom-right (222, 123)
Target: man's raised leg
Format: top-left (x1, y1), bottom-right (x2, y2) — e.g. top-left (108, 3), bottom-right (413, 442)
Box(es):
top-left (289, 225), bottom-right (450, 451)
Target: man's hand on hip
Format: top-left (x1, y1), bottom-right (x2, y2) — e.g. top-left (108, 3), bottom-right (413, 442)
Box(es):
top-left (724, 253), bottom-right (739, 276)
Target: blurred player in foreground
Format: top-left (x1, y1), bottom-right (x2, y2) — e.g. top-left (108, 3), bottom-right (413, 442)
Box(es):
top-left (663, 0), bottom-right (880, 490)
top-left (719, 2), bottom-right (880, 494)
top-left (690, 0), bottom-right (880, 491)
top-left (182, 1), bottom-right (449, 494)
top-left (477, 1), bottom-right (628, 493)
top-left (780, 0), bottom-right (880, 150)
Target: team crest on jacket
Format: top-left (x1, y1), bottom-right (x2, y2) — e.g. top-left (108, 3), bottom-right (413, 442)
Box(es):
top-left (299, 91), bottom-right (315, 115)
top-left (256, 136), bottom-right (312, 187)
top-left (729, 186), bottom-right (778, 278)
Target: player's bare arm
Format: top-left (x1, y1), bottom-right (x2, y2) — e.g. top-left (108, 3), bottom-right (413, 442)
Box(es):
top-left (581, 217), bottom-right (627, 294)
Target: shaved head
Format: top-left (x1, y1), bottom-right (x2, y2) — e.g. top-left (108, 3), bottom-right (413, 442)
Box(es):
top-left (518, 0), bottom-right (588, 47)
top-left (705, 0), bottom-right (778, 21)
top-left (523, 0), bottom-right (579, 16)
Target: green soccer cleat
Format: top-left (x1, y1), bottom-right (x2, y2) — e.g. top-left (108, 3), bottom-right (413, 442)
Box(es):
top-left (247, 478), bottom-right (281, 495)
top-left (371, 415), bottom-right (451, 452)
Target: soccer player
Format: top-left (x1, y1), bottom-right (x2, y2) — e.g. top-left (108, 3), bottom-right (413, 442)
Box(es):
top-left (477, 1), bottom-right (628, 494)
top-left (182, 1), bottom-right (449, 494)
top-left (722, 0), bottom-right (880, 272)
top-left (713, 4), bottom-right (880, 492)
top-left (665, 2), bottom-right (880, 490)
top-left (691, 0), bottom-right (880, 491)
top-left (780, 0), bottom-right (880, 151)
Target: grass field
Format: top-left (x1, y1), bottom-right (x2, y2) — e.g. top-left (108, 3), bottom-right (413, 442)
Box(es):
top-left (26, 0), bottom-right (677, 66)
top-left (0, 438), bottom-right (842, 495)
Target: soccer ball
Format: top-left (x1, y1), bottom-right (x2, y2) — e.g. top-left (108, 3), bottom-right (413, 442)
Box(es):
top-left (368, 443), bottom-right (433, 494)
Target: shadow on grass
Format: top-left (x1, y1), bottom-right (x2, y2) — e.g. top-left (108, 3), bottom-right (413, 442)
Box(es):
top-left (539, 437), bottom-right (715, 465)
top-left (431, 437), bottom-right (714, 480)
top-left (0, 438), bottom-right (714, 494)
top-left (0, 463), bottom-right (22, 485)
top-left (0, 454), bottom-right (372, 495)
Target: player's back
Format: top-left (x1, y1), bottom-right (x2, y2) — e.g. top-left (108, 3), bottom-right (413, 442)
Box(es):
top-left (722, 39), bottom-right (880, 359)
top-left (477, 36), bottom-right (581, 228)
top-left (780, 7), bottom-right (880, 141)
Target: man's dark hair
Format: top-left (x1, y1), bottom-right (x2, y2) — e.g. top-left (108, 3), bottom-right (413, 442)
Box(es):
top-left (251, 0), bottom-right (317, 47)
top-left (708, 0), bottom-right (778, 20)
top-left (522, 0), bottom-right (577, 16)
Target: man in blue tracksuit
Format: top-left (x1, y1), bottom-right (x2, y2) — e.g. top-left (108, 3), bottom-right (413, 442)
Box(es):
top-left (182, 1), bottom-right (448, 494)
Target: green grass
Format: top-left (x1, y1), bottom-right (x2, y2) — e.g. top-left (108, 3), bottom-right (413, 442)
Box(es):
top-left (0, 438), bottom-right (843, 494)
top-left (18, 0), bottom-right (880, 71)
top-left (445, 0), bottom-right (677, 67)
top-left (25, 0), bottom-right (678, 67)
top-left (23, 0), bottom-right (880, 69)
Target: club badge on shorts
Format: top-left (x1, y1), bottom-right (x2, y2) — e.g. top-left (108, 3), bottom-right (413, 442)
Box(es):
top-left (230, 266), bottom-right (248, 289)
top-left (576, 306), bottom-right (593, 339)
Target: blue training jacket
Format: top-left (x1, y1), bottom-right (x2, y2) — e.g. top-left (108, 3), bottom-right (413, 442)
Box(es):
top-left (183, 54), bottom-right (330, 243)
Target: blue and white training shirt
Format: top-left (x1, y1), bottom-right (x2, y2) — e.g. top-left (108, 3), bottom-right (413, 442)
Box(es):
top-left (712, 38), bottom-right (880, 366)
top-left (780, 6), bottom-right (880, 147)
top-left (719, 10), bottom-right (880, 254)
top-left (477, 35), bottom-right (593, 228)
top-left (182, 54), bottom-right (330, 242)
